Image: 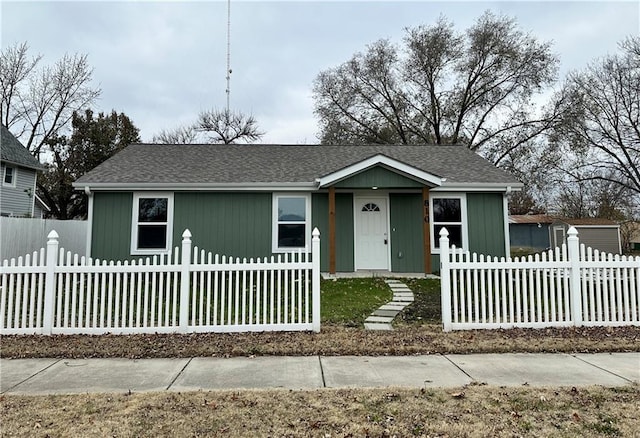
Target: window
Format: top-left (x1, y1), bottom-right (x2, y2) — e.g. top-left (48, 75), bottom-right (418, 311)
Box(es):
top-left (431, 195), bottom-right (467, 251)
top-left (362, 203), bottom-right (380, 212)
top-left (273, 194), bottom-right (310, 251)
top-left (3, 166), bottom-right (16, 187)
top-left (131, 193), bottom-right (173, 254)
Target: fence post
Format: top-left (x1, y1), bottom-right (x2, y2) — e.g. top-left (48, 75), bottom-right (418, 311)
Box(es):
top-left (311, 228), bottom-right (321, 333)
top-left (179, 229), bottom-right (192, 333)
top-left (567, 226), bottom-right (583, 326)
top-left (439, 228), bottom-right (452, 332)
top-left (42, 230), bottom-right (59, 335)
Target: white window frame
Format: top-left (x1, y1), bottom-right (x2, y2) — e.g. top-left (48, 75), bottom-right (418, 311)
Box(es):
top-left (272, 193), bottom-right (311, 252)
top-left (430, 193), bottom-right (468, 253)
top-left (3, 166), bottom-right (16, 187)
top-left (131, 192), bottom-right (174, 255)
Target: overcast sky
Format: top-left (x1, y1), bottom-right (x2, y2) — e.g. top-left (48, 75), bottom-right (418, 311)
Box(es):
top-left (2, 0), bottom-right (639, 143)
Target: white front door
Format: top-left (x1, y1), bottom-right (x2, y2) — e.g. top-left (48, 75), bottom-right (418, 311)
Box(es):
top-left (355, 196), bottom-right (389, 270)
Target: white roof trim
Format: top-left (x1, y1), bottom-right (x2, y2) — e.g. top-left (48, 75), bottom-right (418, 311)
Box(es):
top-left (72, 182), bottom-right (318, 192)
top-left (432, 182), bottom-right (524, 192)
top-left (316, 154), bottom-right (444, 188)
top-left (34, 194), bottom-right (50, 211)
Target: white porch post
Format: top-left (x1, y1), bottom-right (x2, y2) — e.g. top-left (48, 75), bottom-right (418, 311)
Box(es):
top-left (439, 228), bottom-right (452, 332)
top-left (311, 227), bottom-right (321, 333)
top-left (567, 227), bottom-right (583, 326)
top-left (179, 229), bottom-right (192, 333)
top-left (42, 230), bottom-right (60, 335)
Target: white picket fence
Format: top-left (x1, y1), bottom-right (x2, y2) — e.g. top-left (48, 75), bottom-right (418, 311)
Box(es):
top-left (0, 229), bottom-right (321, 335)
top-left (440, 226), bottom-right (640, 331)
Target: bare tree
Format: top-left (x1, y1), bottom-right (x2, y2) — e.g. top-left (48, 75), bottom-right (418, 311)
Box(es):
top-left (152, 108), bottom-right (264, 144)
top-left (554, 36), bottom-right (640, 195)
top-left (152, 125), bottom-right (199, 144)
top-left (0, 42), bottom-right (100, 158)
top-left (313, 12), bottom-right (559, 165)
top-left (196, 108), bottom-right (264, 144)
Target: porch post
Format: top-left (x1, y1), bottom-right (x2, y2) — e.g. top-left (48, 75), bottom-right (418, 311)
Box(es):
top-left (328, 186), bottom-right (336, 274)
top-left (422, 187), bottom-right (431, 274)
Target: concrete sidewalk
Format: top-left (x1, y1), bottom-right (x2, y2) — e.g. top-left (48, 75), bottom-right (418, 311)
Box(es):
top-left (1, 353), bottom-right (638, 395)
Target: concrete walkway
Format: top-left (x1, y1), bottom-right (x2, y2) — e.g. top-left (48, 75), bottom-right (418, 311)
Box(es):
top-left (364, 279), bottom-right (414, 330)
top-left (1, 353), bottom-right (637, 395)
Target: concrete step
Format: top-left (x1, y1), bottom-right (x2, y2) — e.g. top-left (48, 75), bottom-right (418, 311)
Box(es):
top-left (364, 323), bottom-right (393, 330)
top-left (365, 315), bottom-right (394, 323)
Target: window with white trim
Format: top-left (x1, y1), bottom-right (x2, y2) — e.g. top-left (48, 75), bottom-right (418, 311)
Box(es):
top-left (131, 193), bottom-right (173, 254)
top-left (431, 195), bottom-right (467, 251)
top-left (3, 166), bottom-right (16, 187)
top-left (273, 194), bottom-right (310, 251)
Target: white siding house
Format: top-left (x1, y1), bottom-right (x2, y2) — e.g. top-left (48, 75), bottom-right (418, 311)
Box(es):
top-left (0, 125), bottom-right (44, 217)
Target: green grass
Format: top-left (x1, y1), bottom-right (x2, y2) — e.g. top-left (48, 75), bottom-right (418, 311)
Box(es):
top-left (399, 278), bottom-right (442, 324)
top-left (320, 278), bottom-right (392, 326)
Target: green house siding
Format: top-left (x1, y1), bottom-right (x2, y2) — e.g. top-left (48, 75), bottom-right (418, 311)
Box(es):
top-left (389, 193), bottom-right (424, 272)
top-left (467, 193), bottom-right (506, 257)
top-left (174, 192), bottom-right (272, 258)
top-left (312, 193), bottom-right (354, 272)
top-left (91, 192), bottom-right (133, 261)
top-left (334, 166), bottom-right (424, 189)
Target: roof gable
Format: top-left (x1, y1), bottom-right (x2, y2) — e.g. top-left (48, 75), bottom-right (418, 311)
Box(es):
top-left (1, 125), bottom-right (43, 170)
top-left (318, 154), bottom-right (443, 188)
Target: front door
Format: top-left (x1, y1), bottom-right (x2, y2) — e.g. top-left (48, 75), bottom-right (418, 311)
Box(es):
top-left (355, 196), bottom-right (389, 270)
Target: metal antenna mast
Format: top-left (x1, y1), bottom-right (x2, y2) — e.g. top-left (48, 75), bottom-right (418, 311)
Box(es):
top-left (225, 0), bottom-right (231, 113)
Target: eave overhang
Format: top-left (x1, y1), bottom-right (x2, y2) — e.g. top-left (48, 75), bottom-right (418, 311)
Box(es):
top-left (72, 182), bottom-right (318, 192)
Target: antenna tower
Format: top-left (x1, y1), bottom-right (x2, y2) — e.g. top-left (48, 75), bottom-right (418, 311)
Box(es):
top-left (225, 0), bottom-right (231, 113)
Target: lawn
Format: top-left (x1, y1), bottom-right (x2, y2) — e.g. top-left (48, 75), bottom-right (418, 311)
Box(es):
top-left (320, 277), bottom-right (392, 326)
top-left (2, 385), bottom-right (638, 437)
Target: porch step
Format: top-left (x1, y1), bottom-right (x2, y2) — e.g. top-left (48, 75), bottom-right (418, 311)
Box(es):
top-left (363, 279), bottom-right (415, 331)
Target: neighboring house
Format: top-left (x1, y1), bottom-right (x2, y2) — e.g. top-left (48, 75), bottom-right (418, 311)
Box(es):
top-left (73, 144), bottom-right (523, 274)
top-left (0, 125), bottom-right (45, 217)
top-left (631, 222), bottom-right (640, 251)
top-left (509, 214), bottom-right (553, 251)
top-left (551, 218), bottom-right (622, 254)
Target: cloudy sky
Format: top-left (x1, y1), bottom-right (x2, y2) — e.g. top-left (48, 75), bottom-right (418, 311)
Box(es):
top-left (2, 0), bottom-right (639, 143)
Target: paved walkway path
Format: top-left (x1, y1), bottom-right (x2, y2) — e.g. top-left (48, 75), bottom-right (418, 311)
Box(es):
top-left (364, 279), bottom-right (414, 330)
top-left (1, 353), bottom-right (638, 394)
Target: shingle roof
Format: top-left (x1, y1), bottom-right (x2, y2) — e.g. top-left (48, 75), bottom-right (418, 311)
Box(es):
top-left (509, 214), bottom-right (554, 224)
top-left (1, 125), bottom-right (43, 170)
top-left (75, 143), bottom-right (521, 187)
top-left (557, 218), bottom-right (619, 226)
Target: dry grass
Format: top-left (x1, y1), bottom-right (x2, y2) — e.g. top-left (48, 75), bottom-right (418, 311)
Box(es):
top-left (2, 385), bottom-right (638, 437)
top-left (0, 324), bottom-right (640, 359)
top-left (1, 324), bottom-right (639, 359)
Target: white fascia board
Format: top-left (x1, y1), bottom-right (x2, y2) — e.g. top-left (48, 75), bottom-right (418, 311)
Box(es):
top-left (316, 154), bottom-right (444, 187)
top-left (572, 225), bottom-right (620, 229)
top-left (432, 182), bottom-right (524, 192)
top-left (34, 193), bottom-right (50, 211)
top-left (72, 182), bottom-right (318, 192)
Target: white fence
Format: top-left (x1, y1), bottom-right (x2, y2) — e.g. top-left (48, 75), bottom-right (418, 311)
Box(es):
top-left (0, 229), bottom-right (321, 335)
top-left (440, 226), bottom-right (640, 331)
top-left (0, 217), bottom-right (88, 261)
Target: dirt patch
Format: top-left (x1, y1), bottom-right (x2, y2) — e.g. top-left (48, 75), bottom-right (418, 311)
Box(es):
top-left (2, 385), bottom-right (638, 437)
top-left (1, 324), bottom-right (638, 359)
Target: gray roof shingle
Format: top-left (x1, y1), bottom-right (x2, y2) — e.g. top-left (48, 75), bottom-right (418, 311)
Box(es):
top-left (75, 143), bottom-right (521, 187)
top-left (1, 125), bottom-right (43, 170)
